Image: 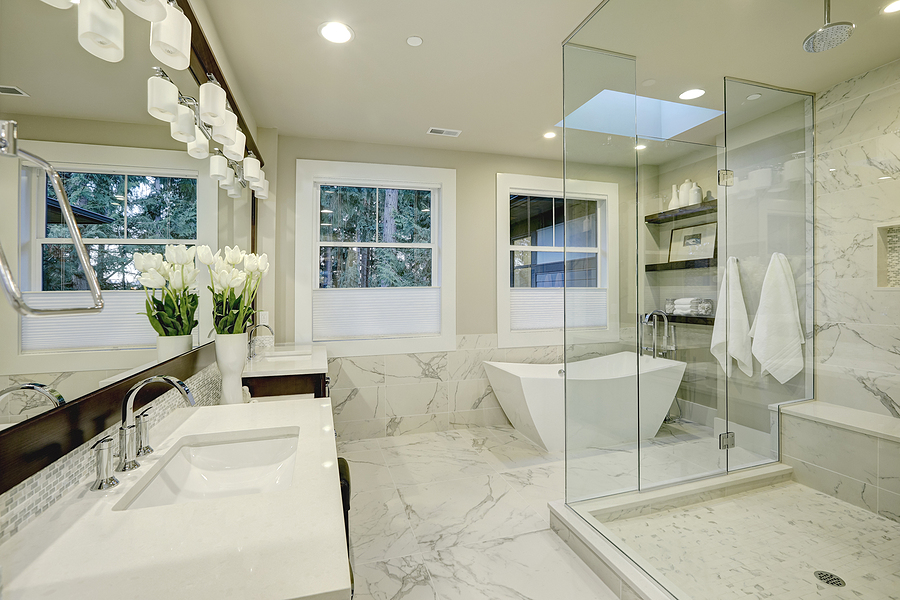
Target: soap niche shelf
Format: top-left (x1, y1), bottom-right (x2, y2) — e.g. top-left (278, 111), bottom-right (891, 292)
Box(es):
top-left (875, 220), bottom-right (900, 289)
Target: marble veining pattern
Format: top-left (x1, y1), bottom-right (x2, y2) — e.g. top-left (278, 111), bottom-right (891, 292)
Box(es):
top-left (603, 482), bottom-right (900, 600)
top-left (345, 427), bottom-right (617, 599)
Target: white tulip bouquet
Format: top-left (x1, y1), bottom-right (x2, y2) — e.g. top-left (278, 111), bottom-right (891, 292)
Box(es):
top-left (197, 245), bottom-right (269, 334)
top-left (133, 245), bottom-right (200, 337)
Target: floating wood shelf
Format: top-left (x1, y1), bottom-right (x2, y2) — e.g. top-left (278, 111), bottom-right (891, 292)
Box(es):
top-left (664, 314), bottom-right (715, 326)
top-left (645, 258), bottom-right (717, 271)
top-left (644, 200), bottom-right (718, 225)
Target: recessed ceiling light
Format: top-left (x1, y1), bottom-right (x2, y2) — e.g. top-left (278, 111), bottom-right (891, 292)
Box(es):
top-left (543, 132), bottom-right (556, 139)
top-left (884, 1), bottom-right (900, 13)
top-left (679, 89), bottom-right (705, 100)
top-left (747, 93), bottom-right (762, 101)
top-left (318, 22), bottom-right (354, 43)
top-left (642, 79), bottom-right (656, 87)
top-left (829, 168), bottom-right (836, 171)
top-left (407, 36), bottom-right (423, 47)
top-left (879, 175), bottom-right (892, 179)
top-left (635, 144), bottom-right (647, 150)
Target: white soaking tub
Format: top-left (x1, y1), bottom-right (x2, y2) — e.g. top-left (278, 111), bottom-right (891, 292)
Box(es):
top-left (484, 352), bottom-right (686, 453)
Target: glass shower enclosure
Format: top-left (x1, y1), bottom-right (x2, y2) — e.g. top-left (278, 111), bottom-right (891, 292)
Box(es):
top-left (561, 25), bottom-right (814, 599)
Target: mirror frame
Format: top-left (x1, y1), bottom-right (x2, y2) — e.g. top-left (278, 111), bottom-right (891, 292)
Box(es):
top-left (0, 0), bottom-right (262, 495)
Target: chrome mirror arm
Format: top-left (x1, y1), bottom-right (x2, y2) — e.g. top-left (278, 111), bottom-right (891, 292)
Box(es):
top-left (0, 120), bottom-right (104, 316)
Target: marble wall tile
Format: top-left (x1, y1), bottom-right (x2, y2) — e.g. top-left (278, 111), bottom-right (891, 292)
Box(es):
top-left (815, 364), bottom-right (900, 418)
top-left (816, 133), bottom-right (900, 195)
top-left (816, 323), bottom-right (900, 375)
top-left (817, 58), bottom-right (900, 110)
top-left (816, 80), bottom-right (900, 153)
top-left (386, 414), bottom-right (449, 437)
top-left (782, 455), bottom-right (878, 513)
top-left (815, 276), bottom-right (900, 326)
top-left (448, 349), bottom-right (494, 381)
top-left (878, 438), bottom-right (900, 494)
top-left (449, 380), bottom-right (498, 411)
top-left (483, 407), bottom-right (512, 428)
top-left (384, 353), bottom-right (448, 386)
top-left (456, 334), bottom-right (498, 350)
top-left (877, 487), bottom-right (900, 523)
top-left (331, 386), bottom-right (384, 422)
top-left (386, 382), bottom-right (448, 417)
top-left (816, 177), bottom-right (900, 225)
top-left (814, 230), bottom-right (876, 282)
top-left (328, 356), bottom-right (385, 390)
top-left (335, 418), bottom-right (386, 442)
top-left (781, 415), bottom-right (878, 484)
top-left (449, 410), bottom-right (485, 429)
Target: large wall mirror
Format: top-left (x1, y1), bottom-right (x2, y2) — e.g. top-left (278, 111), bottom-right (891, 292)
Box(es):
top-left (0, 0), bottom-right (259, 433)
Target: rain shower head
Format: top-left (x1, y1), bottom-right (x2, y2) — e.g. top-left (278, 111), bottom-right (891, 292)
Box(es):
top-left (803, 0), bottom-right (855, 52)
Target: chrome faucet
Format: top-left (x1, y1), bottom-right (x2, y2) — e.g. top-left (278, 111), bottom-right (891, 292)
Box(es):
top-left (0, 382), bottom-right (65, 408)
top-left (247, 323), bottom-right (275, 360)
top-left (642, 310), bottom-right (671, 358)
top-left (117, 375), bottom-right (195, 473)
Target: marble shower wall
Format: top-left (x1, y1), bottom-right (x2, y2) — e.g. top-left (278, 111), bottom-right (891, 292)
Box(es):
top-left (328, 334), bottom-right (630, 442)
top-left (815, 57), bottom-right (900, 419)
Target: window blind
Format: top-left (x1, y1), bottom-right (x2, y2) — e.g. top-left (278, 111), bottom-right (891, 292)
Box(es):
top-left (510, 288), bottom-right (608, 331)
top-left (312, 287), bottom-right (441, 340)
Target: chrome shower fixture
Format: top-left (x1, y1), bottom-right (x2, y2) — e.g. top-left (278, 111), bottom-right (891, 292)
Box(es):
top-left (803, 0), bottom-right (855, 53)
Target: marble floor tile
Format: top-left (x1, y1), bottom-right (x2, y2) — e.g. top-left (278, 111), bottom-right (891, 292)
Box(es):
top-left (342, 450), bottom-right (395, 494)
top-left (338, 438), bottom-right (382, 454)
top-left (498, 461), bottom-right (565, 522)
top-left (422, 530), bottom-right (617, 600)
top-left (352, 554), bottom-right (438, 600)
top-left (349, 488), bottom-right (420, 564)
top-left (381, 437), bottom-right (497, 487)
top-left (477, 429), bottom-right (562, 471)
top-left (398, 474), bottom-right (548, 552)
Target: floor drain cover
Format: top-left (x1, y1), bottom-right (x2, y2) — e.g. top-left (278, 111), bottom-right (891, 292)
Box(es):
top-left (814, 571), bottom-right (846, 587)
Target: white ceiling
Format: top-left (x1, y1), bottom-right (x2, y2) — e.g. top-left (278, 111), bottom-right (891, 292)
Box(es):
top-left (2, 0), bottom-right (900, 163)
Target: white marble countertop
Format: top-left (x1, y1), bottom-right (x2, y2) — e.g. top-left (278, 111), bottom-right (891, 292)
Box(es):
top-left (0, 399), bottom-right (350, 600)
top-left (243, 345), bottom-right (328, 378)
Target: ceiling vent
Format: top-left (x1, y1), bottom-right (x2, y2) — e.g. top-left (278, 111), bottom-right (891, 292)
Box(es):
top-left (0, 85), bottom-right (29, 97)
top-left (427, 127), bottom-right (461, 138)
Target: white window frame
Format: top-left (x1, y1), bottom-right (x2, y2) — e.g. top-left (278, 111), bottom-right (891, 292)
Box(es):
top-left (496, 173), bottom-right (619, 348)
top-left (0, 141), bottom-right (218, 375)
top-left (296, 160), bottom-right (456, 357)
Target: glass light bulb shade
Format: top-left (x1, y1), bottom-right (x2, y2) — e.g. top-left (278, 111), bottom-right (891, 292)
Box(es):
top-left (228, 186), bottom-right (243, 199)
top-left (219, 169), bottom-right (235, 190)
top-left (147, 76), bottom-right (179, 122)
top-left (170, 105), bottom-right (196, 142)
top-left (199, 82), bottom-right (226, 127)
top-left (242, 156), bottom-right (261, 182)
top-left (223, 130), bottom-right (245, 161)
top-left (211, 110), bottom-right (237, 146)
top-left (256, 179), bottom-right (270, 200)
top-left (149, 3), bottom-right (191, 70)
top-left (249, 170), bottom-right (266, 192)
top-left (39, 0), bottom-right (74, 9)
top-left (186, 127), bottom-right (209, 159)
top-left (121, 0), bottom-right (166, 21)
top-left (78, 0), bottom-right (125, 63)
top-left (209, 154), bottom-right (229, 181)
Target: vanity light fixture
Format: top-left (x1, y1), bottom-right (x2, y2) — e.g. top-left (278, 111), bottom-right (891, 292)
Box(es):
top-left (319, 22), bottom-right (354, 43)
top-left (199, 79), bottom-right (227, 126)
top-left (169, 104), bottom-right (196, 142)
top-left (543, 132), bottom-right (557, 139)
top-left (227, 186), bottom-right (243, 199)
top-left (147, 69), bottom-right (179, 121)
top-left (407, 36), bottom-right (423, 47)
top-left (885, 1), bottom-right (900, 13)
top-left (679, 89), bottom-right (705, 100)
top-left (149, 1), bottom-right (191, 70)
top-left (209, 153), bottom-right (229, 180)
top-left (77, 0), bottom-right (125, 63)
top-left (256, 180), bottom-right (270, 200)
top-left (212, 109), bottom-right (238, 146)
top-left (220, 168), bottom-right (236, 191)
top-left (223, 129), bottom-right (246, 161)
top-left (121, 0), bottom-right (166, 21)
top-left (243, 152), bottom-right (261, 182)
top-left (249, 170), bottom-right (267, 192)
top-left (186, 126), bottom-right (209, 159)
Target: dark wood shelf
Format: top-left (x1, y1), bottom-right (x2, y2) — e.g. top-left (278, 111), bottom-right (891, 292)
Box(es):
top-left (644, 200), bottom-right (718, 225)
top-left (645, 258), bottom-right (716, 271)
top-left (665, 314), bottom-right (714, 326)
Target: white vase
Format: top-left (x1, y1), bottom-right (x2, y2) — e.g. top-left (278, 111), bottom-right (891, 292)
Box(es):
top-left (216, 332), bottom-right (248, 405)
top-left (157, 334), bottom-right (193, 363)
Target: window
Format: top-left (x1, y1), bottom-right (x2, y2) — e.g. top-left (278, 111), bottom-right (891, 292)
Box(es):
top-left (497, 173), bottom-right (618, 348)
top-left (296, 160), bottom-right (456, 357)
top-left (0, 140), bottom-right (218, 373)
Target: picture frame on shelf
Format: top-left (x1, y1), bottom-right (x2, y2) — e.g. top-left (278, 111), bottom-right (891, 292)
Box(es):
top-left (668, 223), bottom-right (717, 262)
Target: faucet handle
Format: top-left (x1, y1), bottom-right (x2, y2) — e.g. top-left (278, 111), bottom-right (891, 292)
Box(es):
top-left (136, 407), bottom-right (153, 457)
top-left (90, 436), bottom-right (119, 491)
top-left (116, 425), bottom-right (140, 473)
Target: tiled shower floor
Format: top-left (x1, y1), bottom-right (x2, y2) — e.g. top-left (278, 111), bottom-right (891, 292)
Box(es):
top-left (600, 481), bottom-right (900, 600)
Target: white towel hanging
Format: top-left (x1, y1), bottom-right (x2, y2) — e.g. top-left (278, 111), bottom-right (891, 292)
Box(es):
top-left (750, 253), bottom-right (805, 384)
top-left (710, 257), bottom-right (753, 378)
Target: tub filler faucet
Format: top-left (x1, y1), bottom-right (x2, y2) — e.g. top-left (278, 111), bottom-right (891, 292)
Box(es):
top-left (642, 310), bottom-right (675, 359)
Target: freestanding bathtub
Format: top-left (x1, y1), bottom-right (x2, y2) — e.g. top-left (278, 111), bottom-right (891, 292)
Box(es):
top-left (483, 352), bottom-right (686, 453)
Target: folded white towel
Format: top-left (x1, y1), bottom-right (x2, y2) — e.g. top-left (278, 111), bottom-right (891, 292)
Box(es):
top-left (672, 308), bottom-right (695, 315)
top-left (710, 257), bottom-right (753, 377)
top-left (750, 253), bottom-right (805, 384)
top-left (674, 298), bottom-right (701, 305)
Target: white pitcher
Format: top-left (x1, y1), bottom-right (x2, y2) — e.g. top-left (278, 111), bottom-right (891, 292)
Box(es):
top-left (679, 179), bottom-right (694, 207)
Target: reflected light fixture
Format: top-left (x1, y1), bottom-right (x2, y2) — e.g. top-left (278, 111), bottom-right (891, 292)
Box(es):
top-left (407, 36), bottom-right (423, 47)
top-left (77, 0), bottom-right (125, 63)
top-left (147, 69), bottom-right (179, 121)
top-left (249, 170), bottom-right (266, 192)
top-left (121, 0), bottom-right (166, 21)
top-left (223, 130), bottom-right (246, 161)
top-left (170, 104), bottom-right (196, 142)
top-left (186, 126), bottom-right (209, 159)
top-left (635, 144), bottom-right (647, 150)
top-left (543, 132), bottom-right (556, 139)
top-left (228, 186), bottom-right (243, 199)
top-left (747, 93), bottom-right (762, 101)
top-left (243, 152), bottom-right (261, 182)
top-left (885, 1), bottom-right (900, 12)
top-left (679, 89), bottom-right (705, 100)
top-left (256, 180), bottom-right (270, 200)
top-left (220, 168), bottom-right (236, 191)
top-left (212, 109), bottom-right (238, 146)
top-left (199, 80), bottom-right (227, 126)
top-left (150, 1), bottom-right (191, 70)
top-left (209, 153), bottom-right (229, 181)
top-left (318, 22), bottom-right (354, 43)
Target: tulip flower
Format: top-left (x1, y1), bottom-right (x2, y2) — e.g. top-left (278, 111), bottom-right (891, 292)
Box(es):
top-left (138, 268), bottom-right (166, 289)
top-left (224, 245), bottom-right (245, 266)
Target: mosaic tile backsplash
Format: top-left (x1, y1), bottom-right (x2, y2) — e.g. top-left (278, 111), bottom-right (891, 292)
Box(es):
top-left (0, 364), bottom-right (221, 544)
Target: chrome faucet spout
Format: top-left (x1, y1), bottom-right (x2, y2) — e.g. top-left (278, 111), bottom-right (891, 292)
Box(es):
top-left (247, 323), bottom-right (275, 360)
top-left (0, 383), bottom-right (65, 408)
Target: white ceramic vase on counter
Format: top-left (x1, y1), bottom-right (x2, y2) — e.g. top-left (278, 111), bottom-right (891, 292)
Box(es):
top-left (157, 334), bottom-right (193, 363)
top-left (216, 332), bottom-right (248, 405)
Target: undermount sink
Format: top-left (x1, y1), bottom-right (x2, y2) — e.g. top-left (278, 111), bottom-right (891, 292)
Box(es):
top-left (113, 426), bottom-right (300, 511)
